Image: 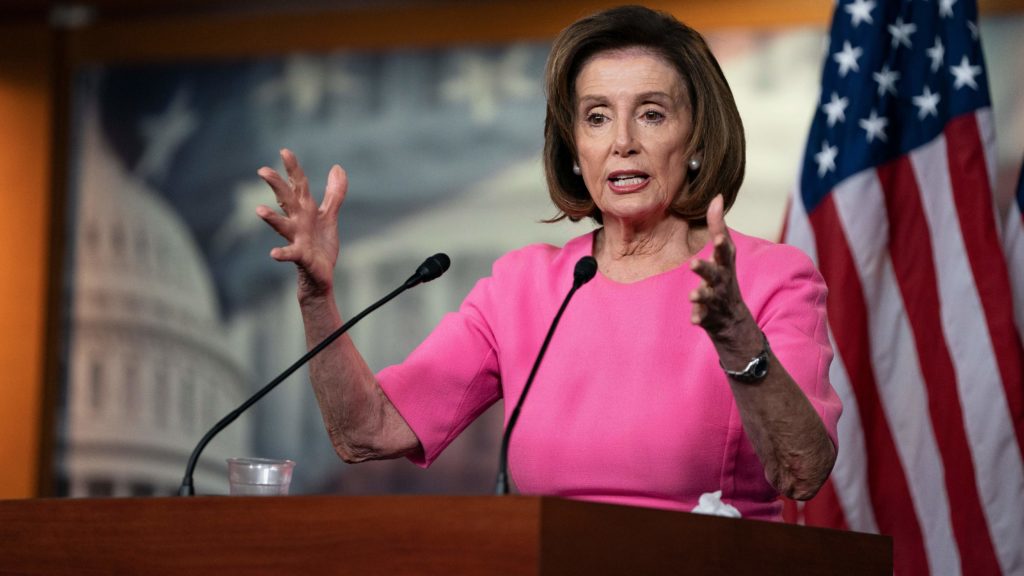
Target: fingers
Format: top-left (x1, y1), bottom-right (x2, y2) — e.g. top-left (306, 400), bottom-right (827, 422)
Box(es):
top-left (689, 256), bottom-right (720, 285)
top-left (257, 166), bottom-right (293, 210)
top-left (269, 244), bottom-right (301, 262)
top-left (321, 164), bottom-right (348, 219)
top-left (257, 152), bottom-right (345, 284)
top-left (712, 232), bottom-right (735, 269)
top-left (258, 149), bottom-right (310, 214)
top-left (691, 304), bottom-right (704, 325)
top-left (689, 219), bottom-right (737, 332)
top-left (706, 194), bottom-right (726, 239)
top-left (705, 194), bottom-right (736, 266)
top-left (260, 151), bottom-right (347, 220)
top-left (281, 148), bottom-right (309, 194)
top-left (688, 281), bottom-right (712, 324)
top-left (256, 204), bottom-right (293, 239)
top-left (701, 195), bottom-right (736, 272)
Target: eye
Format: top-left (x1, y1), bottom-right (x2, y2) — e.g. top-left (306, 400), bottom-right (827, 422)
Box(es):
top-left (586, 112), bottom-right (609, 126)
top-left (641, 109), bottom-right (665, 123)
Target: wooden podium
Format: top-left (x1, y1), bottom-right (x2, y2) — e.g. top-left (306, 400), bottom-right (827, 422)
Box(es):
top-left (0, 495), bottom-right (890, 575)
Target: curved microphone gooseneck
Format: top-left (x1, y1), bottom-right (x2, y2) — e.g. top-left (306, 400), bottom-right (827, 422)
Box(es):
top-left (178, 253), bottom-right (451, 496)
top-left (494, 256), bottom-right (598, 495)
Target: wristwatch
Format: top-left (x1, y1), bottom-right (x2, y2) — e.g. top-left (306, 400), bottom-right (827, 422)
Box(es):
top-left (720, 333), bottom-right (771, 383)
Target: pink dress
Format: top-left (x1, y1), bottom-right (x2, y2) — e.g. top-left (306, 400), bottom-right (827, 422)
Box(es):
top-left (378, 230), bottom-right (841, 520)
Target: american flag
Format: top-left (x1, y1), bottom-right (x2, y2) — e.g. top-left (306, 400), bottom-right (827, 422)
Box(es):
top-left (782, 0), bottom-right (1024, 574)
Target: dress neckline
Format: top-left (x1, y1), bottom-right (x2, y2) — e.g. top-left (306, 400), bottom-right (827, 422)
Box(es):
top-left (581, 228), bottom-right (716, 287)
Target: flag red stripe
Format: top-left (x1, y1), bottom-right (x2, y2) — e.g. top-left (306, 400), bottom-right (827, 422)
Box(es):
top-left (877, 157), bottom-right (1002, 575)
top-left (809, 195), bottom-right (929, 576)
top-left (781, 496), bottom-right (801, 524)
top-left (945, 114), bottom-right (1024, 462)
top-left (801, 477), bottom-right (849, 530)
top-left (778, 195), bottom-right (792, 244)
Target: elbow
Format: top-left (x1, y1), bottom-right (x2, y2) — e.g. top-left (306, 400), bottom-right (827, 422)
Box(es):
top-left (326, 427), bottom-right (379, 464)
top-left (775, 469), bottom-right (829, 501)
top-left (322, 398), bottom-right (415, 464)
top-left (332, 443), bottom-right (371, 464)
top-left (781, 477), bottom-right (825, 501)
top-left (772, 442), bottom-right (837, 501)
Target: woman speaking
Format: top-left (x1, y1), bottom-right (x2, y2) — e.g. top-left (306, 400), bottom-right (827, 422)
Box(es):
top-left (257, 5), bottom-right (840, 521)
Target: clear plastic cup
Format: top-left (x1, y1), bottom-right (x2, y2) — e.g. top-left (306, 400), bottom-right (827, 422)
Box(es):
top-left (226, 457), bottom-right (295, 496)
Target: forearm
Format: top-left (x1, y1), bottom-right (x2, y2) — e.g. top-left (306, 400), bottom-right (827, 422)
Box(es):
top-left (299, 292), bottom-right (419, 463)
top-left (715, 322), bottom-right (836, 500)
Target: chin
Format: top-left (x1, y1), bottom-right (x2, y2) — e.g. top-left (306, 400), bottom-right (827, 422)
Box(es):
top-left (598, 198), bottom-right (669, 224)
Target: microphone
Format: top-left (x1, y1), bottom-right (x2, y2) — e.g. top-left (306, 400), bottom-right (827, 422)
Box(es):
top-left (405, 253), bottom-right (451, 288)
top-left (572, 255), bottom-right (598, 288)
top-left (494, 256), bottom-right (598, 495)
top-left (178, 253), bottom-right (452, 496)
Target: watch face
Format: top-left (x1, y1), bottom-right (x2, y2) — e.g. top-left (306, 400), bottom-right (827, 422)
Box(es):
top-left (720, 335), bottom-right (771, 383)
top-left (730, 353), bottom-right (769, 383)
top-left (752, 356), bottom-right (769, 379)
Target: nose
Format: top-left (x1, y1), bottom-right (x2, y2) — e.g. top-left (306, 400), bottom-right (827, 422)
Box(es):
top-left (612, 119), bottom-right (638, 157)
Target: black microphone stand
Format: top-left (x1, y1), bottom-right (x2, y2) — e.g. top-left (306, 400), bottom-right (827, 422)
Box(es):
top-left (178, 254), bottom-right (450, 496)
top-left (495, 256), bottom-right (597, 495)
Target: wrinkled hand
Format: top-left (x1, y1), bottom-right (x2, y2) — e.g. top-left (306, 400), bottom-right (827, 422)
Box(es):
top-left (688, 195), bottom-right (755, 343)
top-left (257, 149), bottom-right (346, 302)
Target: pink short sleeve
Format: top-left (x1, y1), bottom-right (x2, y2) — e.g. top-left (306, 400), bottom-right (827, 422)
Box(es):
top-left (743, 239), bottom-right (841, 452)
top-left (377, 278), bottom-right (502, 467)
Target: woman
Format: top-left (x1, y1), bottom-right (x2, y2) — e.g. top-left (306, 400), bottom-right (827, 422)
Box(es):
top-left (257, 5), bottom-right (840, 520)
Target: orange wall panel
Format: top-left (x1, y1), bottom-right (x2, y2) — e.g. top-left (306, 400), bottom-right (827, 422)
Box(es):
top-left (0, 22), bottom-right (52, 499)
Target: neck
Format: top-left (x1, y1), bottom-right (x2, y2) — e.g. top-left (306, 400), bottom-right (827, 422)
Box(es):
top-left (594, 215), bottom-right (709, 283)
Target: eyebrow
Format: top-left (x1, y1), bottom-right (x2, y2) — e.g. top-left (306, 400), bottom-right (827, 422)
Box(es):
top-left (576, 90), bottom-right (678, 110)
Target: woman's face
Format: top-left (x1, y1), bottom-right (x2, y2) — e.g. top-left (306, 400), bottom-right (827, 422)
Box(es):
top-left (573, 48), bottom-right (694, 227)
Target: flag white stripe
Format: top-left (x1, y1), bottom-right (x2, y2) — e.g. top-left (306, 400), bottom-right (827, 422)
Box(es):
top-left (976, 111), bottom-right (1003, 238)
top-left (826, 333), bottom-right (878, 534)
top-left (833, 171), bottom-right (962, 575)
top-left (911, 129), bottom-right (1024, 576)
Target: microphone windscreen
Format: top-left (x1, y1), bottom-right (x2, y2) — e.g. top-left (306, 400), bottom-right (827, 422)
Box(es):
top-left (573, 256), bottom-right (598, 287)
top-left (417, 253), bottom-right (451, 283)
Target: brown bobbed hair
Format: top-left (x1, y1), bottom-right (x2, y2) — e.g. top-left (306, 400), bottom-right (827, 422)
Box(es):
top-left (543, 5), bottom-right (745, 225)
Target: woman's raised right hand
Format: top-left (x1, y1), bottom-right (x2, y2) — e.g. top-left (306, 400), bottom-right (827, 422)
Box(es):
top-left (257, 149), bottom-right (347, 303)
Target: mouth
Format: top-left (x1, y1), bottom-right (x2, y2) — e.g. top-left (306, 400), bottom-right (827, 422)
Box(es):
top-left (607, 171), bottom-right (650, 192)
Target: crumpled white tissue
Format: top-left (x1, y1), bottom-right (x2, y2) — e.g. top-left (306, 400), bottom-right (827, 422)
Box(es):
top-left (691, 490), bottom-right (742, 518)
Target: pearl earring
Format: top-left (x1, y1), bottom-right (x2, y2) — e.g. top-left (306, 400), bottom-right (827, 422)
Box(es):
top-left (688, 157), bottom-right (701, 171)
top-left (573, 163), bottom-right (581, 175)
